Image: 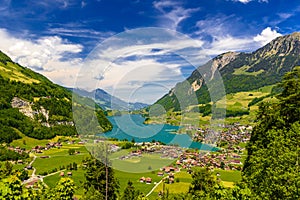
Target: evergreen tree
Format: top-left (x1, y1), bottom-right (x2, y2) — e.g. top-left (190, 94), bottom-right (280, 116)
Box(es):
top-left (121, 180), bottom-right (137, 200)
top-left (243, 66), bottom-right (300, 199)
top-left (83, 147), bottom-right (119, 200)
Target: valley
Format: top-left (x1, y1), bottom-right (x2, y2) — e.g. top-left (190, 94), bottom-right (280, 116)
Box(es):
top-left (0, 32), bottom-right (299, 199)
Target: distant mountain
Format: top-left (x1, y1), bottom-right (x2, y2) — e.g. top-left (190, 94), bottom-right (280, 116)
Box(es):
top-left (0, 50), bottom-right (112, 143)
top-left (71, 88), bottom-right (148, 111)
top-left (154, 32), bottom-right (300, 111)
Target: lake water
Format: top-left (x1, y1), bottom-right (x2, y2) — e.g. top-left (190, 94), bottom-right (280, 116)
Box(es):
top-left (103, 114), bottom-right (218, 151)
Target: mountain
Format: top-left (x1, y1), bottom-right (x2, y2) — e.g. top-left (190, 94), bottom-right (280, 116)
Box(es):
top-left (154, 32), bottom-right (300, 112)
top-left (72, 88), bottom-right (148, 111)
top-left (0, 50), bottom-right (112, 143)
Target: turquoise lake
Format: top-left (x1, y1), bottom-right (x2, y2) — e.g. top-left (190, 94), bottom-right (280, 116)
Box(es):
top-left (103, 114), bottom-right (218, 151)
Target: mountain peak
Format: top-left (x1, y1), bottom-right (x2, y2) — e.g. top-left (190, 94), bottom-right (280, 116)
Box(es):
top-left (255, 31), bottom-right (300, 58)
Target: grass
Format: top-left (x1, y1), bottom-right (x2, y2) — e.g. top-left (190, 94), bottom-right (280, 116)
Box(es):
top-left (33, 154), bottom-right (86, 174)
top-left (32, 142), bottom-right (89, 174)
top-left (213, 169), bottom-right (242, 182)
top-left (111, 153), bottom-right (175, 173)
top-left (43, 168), bottom-right (86, 197)
top-left (233, 65), bottom-right (264, 76)
top-left (148, 170), bottom-right (192, 199)
top-left (115, 169), bottom-right (163, 197)
top-left (10, 131), bottom-right (50, 149)
top-left (0, 62), bottom-right (40, 84)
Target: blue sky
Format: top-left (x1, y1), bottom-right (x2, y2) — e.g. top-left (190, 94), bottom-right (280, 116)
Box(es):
top-left (0, 0), bottom-right (299, 103)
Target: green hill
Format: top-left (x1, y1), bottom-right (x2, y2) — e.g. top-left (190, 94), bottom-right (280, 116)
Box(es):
top-left (153, 32), bottom-right (300, 114)
top-left (0, 50), bottom-right (112, 144)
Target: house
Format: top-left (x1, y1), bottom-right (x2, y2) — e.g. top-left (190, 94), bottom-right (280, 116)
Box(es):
top-left (17, 160), bottom-right (23, 164)
top-left (60, 172), bottom-right (65, 177)
top-left (157, 172), bottom-right (164, 176)
top-left (169, 173), bottom-right (174, 179)
top-left (139, 177), bottom-right (146, 183)
top-left (169, 177), bottom-right (174, 184)
top-left (40, 156), bottom-right (49, 159)
top-left (67, 172), bottom-right (72, 177)
top-left (26, 165), bottom-right (32, 170)
top-left (146, 177), bottom-right (152, 184)
top-left (25, 179), bottom-right (39, 188)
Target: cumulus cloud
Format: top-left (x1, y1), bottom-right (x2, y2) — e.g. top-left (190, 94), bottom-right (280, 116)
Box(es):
top-left (253, 27), bottom-right (282, 45)
top-left (75, 28), bottom-right (209, 103)
top-left (0, 28), bottom-right (83, 86)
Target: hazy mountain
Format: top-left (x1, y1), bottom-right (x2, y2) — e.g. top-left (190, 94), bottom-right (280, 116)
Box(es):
top-left (71, 88), bottom-right (149, 111)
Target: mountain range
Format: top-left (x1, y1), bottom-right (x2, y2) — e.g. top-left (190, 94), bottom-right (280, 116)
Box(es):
top-left (71, 88), bottom-right (148, 111)
top-left (154, 32), bottom-right (300, 111)
top-left (0, 32), bottom-right (300, 143)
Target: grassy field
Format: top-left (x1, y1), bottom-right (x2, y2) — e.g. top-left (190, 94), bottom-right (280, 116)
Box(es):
top-left (0, 62), bottom-right (40, 84)
top-left (151, 170), bottom-right (192, 198)
top-left (43, 159), bottom-right (167, 198)
top-left (43, 168), bottom-right (86, 198)
top-left (148, 168), bottom-right (241, 199)
top-left (10, 131), bottom-right (50, 149)
top-left (212, 169), bottom-right (242, 182)
top-left (115, 170), bottom-right (163, 196)
top-left (32, 143), bottom-right (89, 175)
top-left (111, 154), bottom-right (175, 173)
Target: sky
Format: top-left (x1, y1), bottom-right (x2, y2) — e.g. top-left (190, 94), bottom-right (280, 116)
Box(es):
top-left (0, 0), bottom-right (299, 104)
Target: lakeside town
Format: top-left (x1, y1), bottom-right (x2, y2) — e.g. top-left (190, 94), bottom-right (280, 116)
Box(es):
top-left (3, 121), bottom-right (251, 192)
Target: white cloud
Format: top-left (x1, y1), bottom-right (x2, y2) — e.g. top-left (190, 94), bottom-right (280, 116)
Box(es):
top-left (0, 28), bottom-right (83, 86)
top-left (232, 0), bottom-right (268, 3)
top-left (153, 0), bottom-right (200, 30)
top-left (253, 27), bottom-right (282, 45)
top-left (235, 0), bottom-right (252, 3)
top-left (74, 28), bottom-right (209, 103)
top-left (0, 26), bottom-right (282, 104)
top-left (202, 36), bottom-right (255, 55)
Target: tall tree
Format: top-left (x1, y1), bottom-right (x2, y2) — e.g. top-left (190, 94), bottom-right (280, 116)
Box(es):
top-left (83, 145), bottom-right (119, 200)
top-left (243, 66), bottom-right (300, 199)
top-left (121, 180), bottom-right (138, 200)
top-left (53, 178), bottom-right (76, 200)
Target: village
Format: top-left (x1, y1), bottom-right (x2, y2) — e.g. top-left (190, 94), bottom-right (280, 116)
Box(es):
top-left (3, 122), bottom-right (250, 191)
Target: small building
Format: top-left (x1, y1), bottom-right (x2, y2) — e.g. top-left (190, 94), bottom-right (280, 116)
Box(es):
top-left (40, 156), bottom-right (49, 159)
top-left (157, 172), bottom-right (164, 176)
top-left (17, 160), bottom-right (23, 164)
top-left (139, 177), bottom-right (146, 183)
top-left (26, 165), bottom-right (33, 170)
top-left (67, 172), bottom-right (72, 177)
top-left (60, 172), bottom-right (65, 177)
top-left (146, 177), bottom-right (152, 184)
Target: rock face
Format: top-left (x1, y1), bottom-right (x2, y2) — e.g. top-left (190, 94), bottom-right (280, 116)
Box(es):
top-left (255, 32), bottom-right (300, 58)
top-left (11, 97), bottom-right (35, 119)
top-left (153, 32), bottom-right (300, 111)
top-left (11, 97), bottom-right (49, 126)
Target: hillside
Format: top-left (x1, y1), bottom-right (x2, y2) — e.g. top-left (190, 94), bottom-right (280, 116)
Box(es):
top-left (0, 50), bottom-right (112, 143)
top-left (154, 32), bottom-right (300, 112)
top-left (72, 88), bottom-right (148, 111)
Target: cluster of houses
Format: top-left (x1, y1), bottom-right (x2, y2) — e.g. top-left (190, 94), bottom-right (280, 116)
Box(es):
top-left (139, 177), bottom-right (153, 184)
top-left (7, 146), bottom-right (30, 155)
top-left (139, 166), bottom-right (179, 185)
top-left (192, 123), bottom-right (251, 148)
top-left (176, 149), bottom-right (244, 171)
top-left (119, 143), bottom-right (183, 160)
top-left (31, 142), bottom-right (62, 153)
top-left (59, 171), bottom-right (73, 177)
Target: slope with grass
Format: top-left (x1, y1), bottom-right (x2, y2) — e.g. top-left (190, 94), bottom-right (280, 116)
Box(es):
top-left (0, 50), bottom-right (112, 143)
top-left (153, 32), bottom-right (300, 112)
